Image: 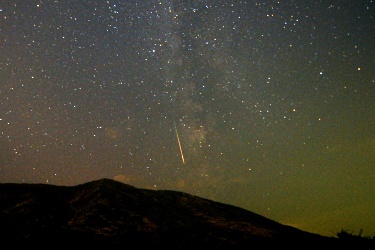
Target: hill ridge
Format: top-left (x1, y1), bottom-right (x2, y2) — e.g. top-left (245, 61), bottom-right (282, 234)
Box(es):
top-left (0, 178), bottom-right (343, 249)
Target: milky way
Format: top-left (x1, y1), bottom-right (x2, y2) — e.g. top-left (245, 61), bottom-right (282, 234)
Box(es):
top-left (0, 0), bottom-right (374, 237)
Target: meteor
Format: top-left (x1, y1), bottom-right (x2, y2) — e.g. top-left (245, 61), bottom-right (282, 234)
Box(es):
top-left (174, 121), bottom-right (185, 164)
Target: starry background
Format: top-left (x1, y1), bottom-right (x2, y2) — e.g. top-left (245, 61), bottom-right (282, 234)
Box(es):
top-left (0, 0), bottom-right (374, 237)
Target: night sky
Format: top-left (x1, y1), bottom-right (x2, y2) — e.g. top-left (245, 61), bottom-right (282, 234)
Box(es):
top-left (1, 0), bottom-right (374, 237)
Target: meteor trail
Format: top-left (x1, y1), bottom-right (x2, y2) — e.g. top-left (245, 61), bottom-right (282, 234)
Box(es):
top-left (174, 121), bottom-right (185, 164)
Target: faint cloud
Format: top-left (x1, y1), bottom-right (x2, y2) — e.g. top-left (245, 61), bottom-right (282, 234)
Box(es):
top-left (114, 174), bottom-right (133, 184)
top-left (176, 179), bottom-right (186, 189)
top-left (104, 127), bottom-right (122, 140)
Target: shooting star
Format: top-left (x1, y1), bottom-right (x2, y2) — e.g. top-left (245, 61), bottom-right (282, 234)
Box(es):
top-left (174, 121), bottom-right (185, 164)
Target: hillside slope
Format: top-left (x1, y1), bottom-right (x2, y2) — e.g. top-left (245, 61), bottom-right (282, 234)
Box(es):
top-left (0, 178), bottom-right (348, 249)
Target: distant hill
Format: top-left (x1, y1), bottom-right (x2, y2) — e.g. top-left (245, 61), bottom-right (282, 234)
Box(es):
top-left (0, 178), bottom-right (364, 249)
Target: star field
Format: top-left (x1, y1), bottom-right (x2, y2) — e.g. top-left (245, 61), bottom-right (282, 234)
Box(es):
top-left (0, 0), bottom-right (374, 237)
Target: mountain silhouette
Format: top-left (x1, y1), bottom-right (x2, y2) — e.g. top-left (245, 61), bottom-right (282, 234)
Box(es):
top-left (0, 178), bottom-right (360, 249)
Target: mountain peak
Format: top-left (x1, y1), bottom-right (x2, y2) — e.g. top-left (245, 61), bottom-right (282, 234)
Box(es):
top-left (0, 179), bottom-right (345, 248)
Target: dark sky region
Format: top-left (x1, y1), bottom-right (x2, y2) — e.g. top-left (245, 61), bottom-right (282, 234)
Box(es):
top-left (0, 0), bottom-right (374, 237)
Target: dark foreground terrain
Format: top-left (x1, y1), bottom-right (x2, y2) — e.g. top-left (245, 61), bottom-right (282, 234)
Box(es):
top-left (0, 178), bottom-right (372, 249)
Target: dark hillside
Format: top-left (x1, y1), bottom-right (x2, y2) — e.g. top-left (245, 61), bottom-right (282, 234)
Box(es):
top-left (0, 178), bottom-right (366, 249)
